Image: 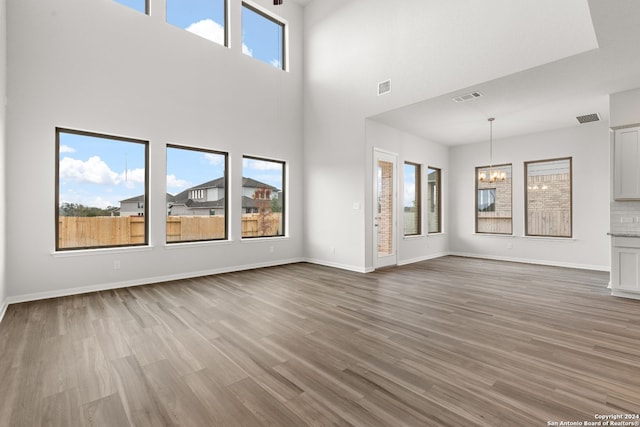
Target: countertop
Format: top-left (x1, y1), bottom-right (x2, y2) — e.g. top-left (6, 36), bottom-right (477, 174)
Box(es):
top-left (608, 232), bottom-right (640, 237)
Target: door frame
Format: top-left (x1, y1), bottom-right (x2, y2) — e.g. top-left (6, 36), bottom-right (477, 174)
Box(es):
top-left (373, 148), bottom-right (398, 269)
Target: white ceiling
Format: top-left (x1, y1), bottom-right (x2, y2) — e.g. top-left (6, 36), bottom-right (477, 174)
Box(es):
top-left (370, 0), bottom-right (640, 145)
top-left (289, 0), bottom-right (313, 6)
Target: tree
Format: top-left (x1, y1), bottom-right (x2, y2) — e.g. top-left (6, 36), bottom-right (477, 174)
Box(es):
top-left (270, 196), bottom-right (282, 213)
top-left (253, 187), bottom-right (273, 236)
top-left (59, 202), bottom-right (119, 217)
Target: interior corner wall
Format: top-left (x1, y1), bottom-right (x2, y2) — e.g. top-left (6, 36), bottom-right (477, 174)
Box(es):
top-left (365, 120), bottom-right (449, 267)
top-left (449, 122), bottom-right (610, 271)
top-left (302, 0), bottom-right (597, 272)
top-left (5, 0), bottom-right (304, 301)
top-left (0, 0), bottom-right (7, 318)
top-left (610, 87), bottom-right (640, 127)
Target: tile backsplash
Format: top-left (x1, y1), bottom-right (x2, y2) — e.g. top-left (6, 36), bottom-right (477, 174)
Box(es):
top-left (611, 201), bottom-right (640, 234)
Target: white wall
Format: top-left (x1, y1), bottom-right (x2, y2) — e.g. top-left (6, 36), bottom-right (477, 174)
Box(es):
top-left (0, 0), bottom-right (6, 318)
top-left (5, 0), bottom-right (304, 301)
top-left (365, 120), bottom-right (449, 267)
top-left (449, 122), bottom-right (610, 270)
top-left (302, 0), bottom-right (597, 272)
top-left (610, 88), bottom-right (640, 128)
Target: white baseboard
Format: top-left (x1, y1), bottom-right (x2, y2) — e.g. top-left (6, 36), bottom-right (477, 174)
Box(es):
top-left (398, 252), bottom-right (448, 266)
top-left (2, 252), bottom-right (611, 310)
top-left (303, 258), bottom-right (373, 273)
top-left (0, 300), bottom-right (7, 325)
top-left (611, 289), bottom-right (640, 300)
top-left (6, 257), bottom-right (305, 305)
top-left (449, 251), bottom-right (610, 272)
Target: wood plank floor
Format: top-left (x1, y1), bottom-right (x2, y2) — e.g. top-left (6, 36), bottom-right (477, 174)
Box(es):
top-left (0, 256), bottom-right (638, 426)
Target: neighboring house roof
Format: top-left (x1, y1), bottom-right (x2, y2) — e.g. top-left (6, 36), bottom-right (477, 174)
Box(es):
top-left (120, 178), bottom-right (278, 207)
top-left (242, 177), bottom-right (278, 191)
top-left (189, 177), bottom-right (226, 190)
top-left (184, 198), bottom-right (225, 209)
top-left (120, 194), bottom-right (146, 203)
top-left (242, 196), bottom-right (263, 209)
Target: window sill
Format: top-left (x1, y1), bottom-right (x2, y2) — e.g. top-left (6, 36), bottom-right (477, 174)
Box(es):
top-left (241, 236), bottom-right (289, 243)
top-left (473, 233), bottom-right (515, 238)
top-left (403, 234), bottom-right (425, 240)
top-left (51, 245), bottom-right (154, 258)
top-left (165, 240), bottom-right (233, 249)
top-left (521, 235), bottom-right (576, 242)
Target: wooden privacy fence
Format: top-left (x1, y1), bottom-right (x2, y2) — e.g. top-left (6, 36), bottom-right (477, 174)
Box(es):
top-left (59, 214), bottom-right (282, 248)
top-left (166, 216), bottom-right (225, 241)
top-left (526, 211), bottom-right (571, 237)
top-left (58, 216), bottom-right (145, 249)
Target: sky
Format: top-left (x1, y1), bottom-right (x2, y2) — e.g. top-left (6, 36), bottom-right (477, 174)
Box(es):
top-left (116, 0), bottom-right (284, 69)
top-left (59, 132), bottom-right (283, 210)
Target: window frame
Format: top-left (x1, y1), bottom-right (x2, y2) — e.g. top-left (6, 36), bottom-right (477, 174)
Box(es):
top-left (55, 127), bottom-right (149, 251)
top-left (166, 144), bottom-right (229, 244)
top-left (241, 1), bottom-right (287, 70)
top-left (113, 0), bottom-right (149, 15)
top-left (524, 157), bottom-right (573, 238)
top-left (242, 155), bottom-right (286, 239)
top-left (475, 163), bottom-right (512, 235)
top-left (403, 162), bottom-right (422, 237)
top-left (427, 166), bottom-right (442, 234)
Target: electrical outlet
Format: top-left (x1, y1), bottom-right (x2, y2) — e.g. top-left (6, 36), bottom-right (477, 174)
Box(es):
top-left (269, 246), bottom-right (274, 253)
top-left (113, 260), bottom-right (121, 270)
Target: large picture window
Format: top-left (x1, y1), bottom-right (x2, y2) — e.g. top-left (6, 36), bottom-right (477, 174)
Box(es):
top-left (525, 157), bottom-right (572, 238)
top-left (241, 3), bottom-right (285, 69)
top-left (403, 162), bottom-right (421, 236)
top-left (242, 156), bottom-right (285, 238)
top-left (56, 129), bottom-right (148, 250)
top-left (475, 164), bottom-right (512, 234)
top-left (427, 167), bottom-right (441, 233)
top-left (167, 0), bottom-right (227, 46)
top-left (166, 145), bottom-right (228, 243)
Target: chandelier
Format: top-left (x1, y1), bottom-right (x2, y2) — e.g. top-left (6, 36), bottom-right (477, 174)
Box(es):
top-left (478, 118), bottom-right (506, 183)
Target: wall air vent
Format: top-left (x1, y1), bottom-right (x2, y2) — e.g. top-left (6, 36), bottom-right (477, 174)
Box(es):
top-left (576, 113), bottom-right (600, 124)
top-left (452, 91), bottom-right (483, 103)
top-left (378, 79), bottom-right (391, 96)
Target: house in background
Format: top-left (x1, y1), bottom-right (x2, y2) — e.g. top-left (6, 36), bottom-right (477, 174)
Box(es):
top-left (119, 177), bottom-right (281, 217)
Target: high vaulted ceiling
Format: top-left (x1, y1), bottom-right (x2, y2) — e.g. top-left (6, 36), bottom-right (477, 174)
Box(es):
top-left (370, 0), bottom-right (640, 145)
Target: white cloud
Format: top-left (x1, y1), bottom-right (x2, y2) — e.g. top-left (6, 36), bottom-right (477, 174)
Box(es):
top-left (204, 153), bottom-right (224, 166)
top-left (270, 58), bottom-right (281, 68)
top-left (404, 183), bottom-right (415, 207)
top-left (59, 145), bottom-right (76, 154)
top-left (60, 156), bottom-right (120, 185)
top-left (185, 19), bottom-right (224, 45)
top-left (59, 191), bottom-right (118, 210)
top-left (167, 174), bottom-right (190, 189)
top-left (243, 43), bottom-right (253, 57)
top-left (119, 168), bottom-right (145, 189)
top-left (243, 158), bottom-right (282, 171)
top-left (60, 156), bottom-right (145, 189)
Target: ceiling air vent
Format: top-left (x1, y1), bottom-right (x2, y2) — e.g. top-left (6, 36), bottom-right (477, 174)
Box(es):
top-left (576, 113), bottom-right (600, 124)
top-left (378, 79), bottom-right (391, 96)
top-left (452, 91), bottom-right (483, 103)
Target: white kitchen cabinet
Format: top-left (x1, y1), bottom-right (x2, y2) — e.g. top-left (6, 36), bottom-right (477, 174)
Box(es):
top-left (614, 126), bottom-right (640, 200)
top-left (611, 237), bottom-right (640, 295)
